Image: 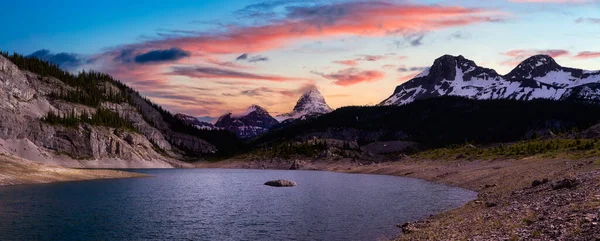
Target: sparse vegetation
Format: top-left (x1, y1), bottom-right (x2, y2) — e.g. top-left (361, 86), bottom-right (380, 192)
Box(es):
top-left (248, 140), bottom-right (329, 159)
top-left (1, 52), bottom-right (133, 107)
top-left (42, 108), bottom-right (136, 131)
top-left (414, 138), bottom-right (600, 160)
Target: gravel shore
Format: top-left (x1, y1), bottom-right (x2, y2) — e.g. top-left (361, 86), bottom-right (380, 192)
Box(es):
top-left (0, 152), bottom-right (147, 186)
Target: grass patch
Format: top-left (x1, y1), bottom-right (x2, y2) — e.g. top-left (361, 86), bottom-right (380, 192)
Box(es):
top-left (414, 138), bottom-right (600, 160)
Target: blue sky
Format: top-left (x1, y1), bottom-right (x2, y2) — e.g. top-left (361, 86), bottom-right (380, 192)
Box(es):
top-left (1, 0), bottom-right (599, 117)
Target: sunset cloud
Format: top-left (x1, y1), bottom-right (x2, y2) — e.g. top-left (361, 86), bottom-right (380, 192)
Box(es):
top-left (502, 49), bottom-right (570, 58)
top-left (234, 83), bottom-right (317, 98)
top-left (169, 66), bottom-right (309, 82)
top-left (574, 51), bottom-right (600, 59)
top-left (333, 55), bottom-right (388, 66)
top-left (500, 49), bottom-right (570, 65)
top-left (104, 2), bottom-right (504, 61)
top-left (314, 68), bottom-right (385, 86)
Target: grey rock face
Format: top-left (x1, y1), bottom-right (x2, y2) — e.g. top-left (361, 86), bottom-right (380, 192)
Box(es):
top-left (0, 55), bottom-right (213, 168)
top-left (129, 95), bottom-right (217, 154)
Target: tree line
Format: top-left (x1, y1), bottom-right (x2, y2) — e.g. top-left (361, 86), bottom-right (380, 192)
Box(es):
top-left (43, 108), bottom-right (136, 131)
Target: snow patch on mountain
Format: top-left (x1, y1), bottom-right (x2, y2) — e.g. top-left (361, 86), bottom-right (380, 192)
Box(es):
top-left (174, 113), bottom-right (216, 130)
top-left (215, 104), bottom-right (279, 139)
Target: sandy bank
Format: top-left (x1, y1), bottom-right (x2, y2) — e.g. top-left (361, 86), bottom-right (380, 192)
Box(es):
top-left (197, 157), bottom-right (600, 240)
top-left (0, 152), bottom-right (147, 187)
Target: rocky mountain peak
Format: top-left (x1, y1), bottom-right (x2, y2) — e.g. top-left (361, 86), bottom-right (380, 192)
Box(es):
top-left (506, 55), bottom-right (562, 80)
top-left (215, 104), bottom-right (279, 139)
top-left (275, 88), bottom-right (333, 122)
top-left (420, 55), bottom-right (499, 83)
top-left (292, 88), bottom-right (333, 113)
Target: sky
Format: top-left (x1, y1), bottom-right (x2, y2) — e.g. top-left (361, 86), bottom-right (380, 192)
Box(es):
top-left (1, 0), bottom-right (599, 120)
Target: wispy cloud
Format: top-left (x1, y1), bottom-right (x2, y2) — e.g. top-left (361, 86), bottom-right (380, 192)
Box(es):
top-left (575, 17), bottom-right (600, 24)
top-left (236, 53), bottom-right (269, 63)
top-left (500, 49), bottom-right (570, 65)
top-left (574, 51), bottom-right (600, 59)
top-left (313, 68), bottom-right (385, 86)
top-left (169, 66), bottom-right (309, 82)
top-left (397, 66), bottom-right (429, 72)
top-left (333, 54), bottom-right (388, 66)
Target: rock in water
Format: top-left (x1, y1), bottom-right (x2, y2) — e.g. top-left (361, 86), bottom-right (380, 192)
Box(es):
top-left (264, 180), bottom-right (297, 187)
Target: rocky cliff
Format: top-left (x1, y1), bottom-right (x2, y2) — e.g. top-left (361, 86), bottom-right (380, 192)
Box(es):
top-left (0, 54), bottom-right (217, 168)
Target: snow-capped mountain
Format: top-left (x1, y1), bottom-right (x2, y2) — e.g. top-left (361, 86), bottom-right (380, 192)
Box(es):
top-left (275, 88), bottom-right (334, 122)
top-left (380, 55), bottom-right (600, 106)
top-left (215, 104), bottom-right (279, 139)
top-left (174, 113), bottom-right (216, 130)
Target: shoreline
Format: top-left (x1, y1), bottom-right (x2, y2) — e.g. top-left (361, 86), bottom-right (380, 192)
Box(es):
top-left (196, 157), bottom-right (600, 240)
top-left (0, 153), bottom-right (148, 187)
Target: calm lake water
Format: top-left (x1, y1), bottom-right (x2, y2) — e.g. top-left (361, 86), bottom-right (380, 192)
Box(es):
top-left (0, 169), bottom-right (476, 241)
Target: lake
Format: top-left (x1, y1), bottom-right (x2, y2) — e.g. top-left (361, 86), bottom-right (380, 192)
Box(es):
top-left (0, 169), bottom-right (476, 241)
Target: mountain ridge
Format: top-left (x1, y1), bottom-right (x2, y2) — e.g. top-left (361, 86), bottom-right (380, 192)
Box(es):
top-left (0, 52), bottom-right (240, 167)
top-left (214, 104), bottom-right (279, 139)
top-left (381, 54), bottom-right (600, 106)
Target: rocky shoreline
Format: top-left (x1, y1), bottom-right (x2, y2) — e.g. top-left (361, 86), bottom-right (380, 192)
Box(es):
top-left (196, 157), bottom-right (600, 240)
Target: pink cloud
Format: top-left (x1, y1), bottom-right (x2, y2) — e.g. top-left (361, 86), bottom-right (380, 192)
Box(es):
top-left (509, 0), bottom-right (592, 2)
top-left (574, 51), bottom-right (600, 59)
top-left (102, 2), bottom-right (503, 62)
top-left (333, 54), bottom-right (389, 66)
top-left (333, 60), bottom-right (359, 66)
top-left (169, 66), bottom-right (310, 82)
top-left (502, 49), bottom-right (570, 58)
top-left (314, 68), bottom-right (385, 86)
top-left (500, 49), bottom-right (570, 65)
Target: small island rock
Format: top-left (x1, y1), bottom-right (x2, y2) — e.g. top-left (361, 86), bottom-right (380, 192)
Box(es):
top-left (264, 180), bottom-right (297, 187)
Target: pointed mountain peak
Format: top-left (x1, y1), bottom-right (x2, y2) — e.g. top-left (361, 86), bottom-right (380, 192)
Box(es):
top-left (293, 88), bottom-right (333, 113)
top-left (275, 87), bottom-right (333, 122)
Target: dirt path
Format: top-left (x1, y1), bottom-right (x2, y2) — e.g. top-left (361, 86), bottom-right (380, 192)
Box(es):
top-left (0, 152), bottom-right (147, 186)
top-left (197, 157), bottom-right (600, 240)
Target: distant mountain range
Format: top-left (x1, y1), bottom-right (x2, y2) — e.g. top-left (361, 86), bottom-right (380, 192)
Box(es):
top-left (177, 88), bottom-right (334, 139)
top-left (4, 50), bottom-right (600, 167)
top-left (176, 54), bottom-right (600, 139)
top-left (381, 55), bottom-right (600, 106)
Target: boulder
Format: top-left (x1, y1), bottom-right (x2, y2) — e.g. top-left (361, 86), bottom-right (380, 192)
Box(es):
top-left (264, 180), bottom-right (297, 187)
